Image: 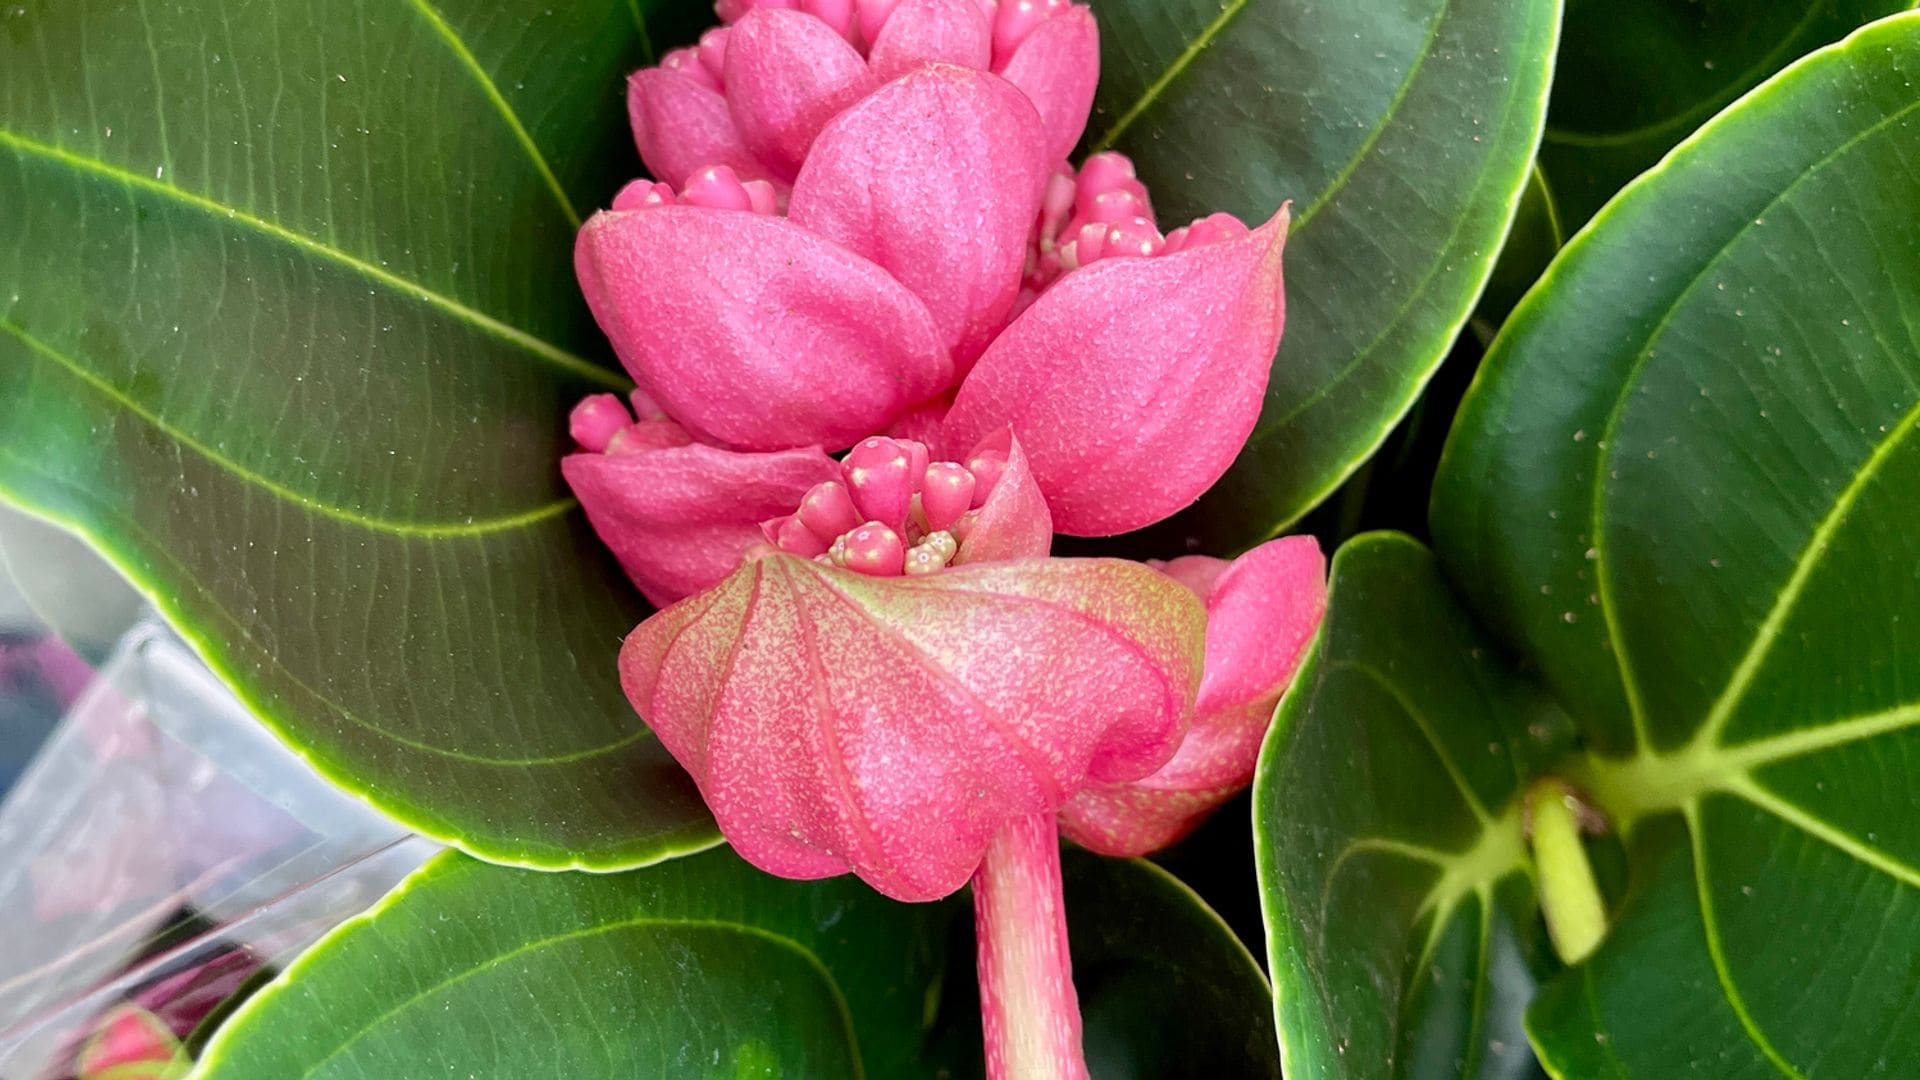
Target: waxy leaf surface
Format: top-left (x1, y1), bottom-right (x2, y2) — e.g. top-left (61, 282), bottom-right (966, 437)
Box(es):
top-left (190, 847), bottom-right (954, 1079)
top-left (1437, 13), bottom-right (1920, 1072)
top-left (1541, 0), bottom-right (1908, 228)
top-left (1254, 12), bottom-right (1920, 1075)
top-left (0, 0), bottom-right (716, 867)
top-left (1255, 534), bottom-right (1569, 1079)
top-left (1086, 0), bottom-right (1560, 548)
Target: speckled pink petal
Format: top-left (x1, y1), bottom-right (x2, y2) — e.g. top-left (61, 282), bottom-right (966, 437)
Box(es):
top-left (789, 64), bottom-right (1048, 367)
top-left (1059, 536), bottom-right (1327, 855)
top-left (941, 205), bottom-right (1290, 535)
top-left (575, 206), bottom-right (952, 452)
top-left (996, 4), bottom-right (1098, 165)
top-left (627, 68), bottom-right (772, 188)
top-left (724, 8), bottom-right (877, 180)
top-left (620, 554), bottom-right (1205, 901)
top-left (867, 0), bottom-right (991, 80)
top-left (953, 430), bottom-right (1051, 564)
top-left (562, 442), bottom-right (840, 607)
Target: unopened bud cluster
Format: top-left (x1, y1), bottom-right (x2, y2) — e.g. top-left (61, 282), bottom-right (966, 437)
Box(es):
top-left (761, 436), bottom-right (1008, 576)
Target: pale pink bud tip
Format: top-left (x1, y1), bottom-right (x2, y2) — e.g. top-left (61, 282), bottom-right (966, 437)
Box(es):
top-left (798, 480), bottom-right (863, 541)
top-left (964, 449), bottom-right (1007, 507)
top-left (661, 45), bottom-right (721, 92)
top-left (569, 393), bottom-right (633, 452)
top-left (611, 179), bottom-right (676, 212)
top-left (767, 514), bottom-right (827, 557)
top-left (842, 521), bottom-right (906, 576)
top-left (842, 436), bottom-right (923, 528)
top-left (990, 0), bottom-right (1070, 67)
top-left (921, 461), bottom-right (976, 529)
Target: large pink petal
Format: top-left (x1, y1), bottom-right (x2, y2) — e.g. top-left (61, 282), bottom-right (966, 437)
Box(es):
top-left (867, 0), bottom-right (991, 80)
top-left (562, 443), bottom-right (839, 607)
top-left (941, 205), bottom-right (1290, 535)
top-left (789, 65), bottom-right (1048, 367)
top-left (621, 554), bottom-right (1204, 900)
top-left (997, 5), bottom-right (1098, 164)
top-left (575, 206), bottom-right (953, 452)
top-left (627, 68), bottom-right (772, 188)
top-left (724, 8), bottom-right (876, 180)
top-left (1059, 536), bottom-right (1327, 856)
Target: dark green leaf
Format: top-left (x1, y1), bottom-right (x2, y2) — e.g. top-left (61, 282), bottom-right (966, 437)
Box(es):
top-left (190, 848), bottom-right (956, 1079)
top-left (1469, 165), bottom-right (1565, 344)
top-left (1433, 12), bottom-right (1920, 1071)
top-left (1541, 0), bottom-right (1909, 228)
top-left (1086, 0), bottom-right (1560, 549)
top-left (1255, 532), bottom-right (1570, 1079)
top-left (1070, 850), bottom-right (1281, 1080)
top-left (0, 0), bottom-right (717, 867)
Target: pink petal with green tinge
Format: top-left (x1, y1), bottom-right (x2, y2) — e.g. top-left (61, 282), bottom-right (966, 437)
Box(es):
top-left (1059, 535), bottom-right (1326, 855)
top-left (620, 554), bottom-right (1204, 900)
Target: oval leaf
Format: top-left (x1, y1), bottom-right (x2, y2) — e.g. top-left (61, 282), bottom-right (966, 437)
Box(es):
top-left (0, 0), bottom-right (717, 866)
top-left (1541, 0), bottom-right (1907, 228)
top-left (1255, 533), bottom-right (1572, 1078)
top-left (1434, 13), bottom-right (1920, 1072)
top-left (1085, 0), bottom-right (1560, 548)
top-left (189, 847), bottom-right (956, 1079)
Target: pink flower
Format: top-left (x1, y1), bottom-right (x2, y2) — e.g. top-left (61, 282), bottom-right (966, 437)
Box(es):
top-left (1058, 536), bottom-right (1328, 855)
top-left (571, 5), bottom-right (1313, 1074)
top-left (570, 63), bottom-right (1287, 602)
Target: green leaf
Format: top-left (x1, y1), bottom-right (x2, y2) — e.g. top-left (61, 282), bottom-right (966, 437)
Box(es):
top-left (1255, 533), bottom-right (1571, 1079)
top-left (0, 0), bottom-right (717, 867)
top-left (1469, 165), bottom-right (1566, 344)
top-left (1541, 0), bottom-right (1910, 228)
top-left (1085, 0), bottom-right (1560, 549)
top-left (189, 847), bottom-right (956, 1079)
top-left (1069, 850), bottom-right (1281, 1079)
top-left (1430, 11), bottom-right (1920, 1072)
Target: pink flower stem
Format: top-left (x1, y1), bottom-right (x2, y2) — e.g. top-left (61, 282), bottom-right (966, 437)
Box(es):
top-left (972, 812), bottom-right (1090, 1080)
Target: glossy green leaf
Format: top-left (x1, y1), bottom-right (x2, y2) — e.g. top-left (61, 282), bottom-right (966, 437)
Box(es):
top-left (1430, 12), bottom-right (1920, 1072)
top-left (1469, 165), bottom-right (1566, 344)
top-left (1255, 533), bottom-right (1571, 1079)
top-left (190, 847), bottom-right (956, 1079)
top-left (1070, 850), bottom-right (1282, 1079)
top-left (0, 0), bottom-right (718, 868)
top-left (1541, 0), bottom-right (1910, 228)
top-left (1086, 0), bottom-right (1560, 549)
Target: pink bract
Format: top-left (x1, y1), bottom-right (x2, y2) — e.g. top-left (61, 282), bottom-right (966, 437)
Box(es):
top-left (619, 553), bottom-right (1204, 901)
top-left (1059, 535), bottom-right (1328, 855)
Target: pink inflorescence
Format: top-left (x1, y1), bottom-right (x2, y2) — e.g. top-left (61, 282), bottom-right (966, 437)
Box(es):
top-left (1030, 151), bottom-right (1251, 290)
top-left (759, 436), bottom-right (1009, 576)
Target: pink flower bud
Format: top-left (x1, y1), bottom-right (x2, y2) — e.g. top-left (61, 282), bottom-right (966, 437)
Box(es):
top-left (568, 393), bottom-right (633, 453)
top-left (842, 436), bottom-right (921, 528)
top-left (921, 461), bottom-right (976, 530)
top-left (842, 520), bottom-right (907, 576)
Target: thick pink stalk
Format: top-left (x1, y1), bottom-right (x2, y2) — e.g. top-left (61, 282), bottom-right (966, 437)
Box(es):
top-left (973, 813), bottom-right (1090, 1080)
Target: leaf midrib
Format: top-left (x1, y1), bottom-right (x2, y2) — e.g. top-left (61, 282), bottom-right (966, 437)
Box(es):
top-left (1, 319), bottom-right (573, 537)
top-left (0, 128), bottom-right (626, 392)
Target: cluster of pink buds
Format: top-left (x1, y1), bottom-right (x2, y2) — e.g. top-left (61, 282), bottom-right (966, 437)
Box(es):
top-left (760, 435), bottom-right (1009, 576)
top-left (611, 165), bottom-right (780, 215)
top-left (632, 0), bottom-right (1096, 191)
top-left (1030, 152), bottom-right (1253, 289)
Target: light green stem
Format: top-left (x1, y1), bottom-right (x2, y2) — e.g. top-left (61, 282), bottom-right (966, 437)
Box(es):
top-left (1527, 779), bottom-right (1607, 964)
